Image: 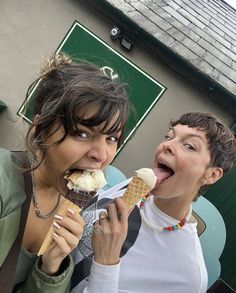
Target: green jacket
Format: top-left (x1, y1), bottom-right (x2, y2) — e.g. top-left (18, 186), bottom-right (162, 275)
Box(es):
top-left (0, 148), bottom-right (73, 293)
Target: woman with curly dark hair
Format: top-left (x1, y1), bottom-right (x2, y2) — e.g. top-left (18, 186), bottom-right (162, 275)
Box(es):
top-left (0, 53), bottom-right (131, 293)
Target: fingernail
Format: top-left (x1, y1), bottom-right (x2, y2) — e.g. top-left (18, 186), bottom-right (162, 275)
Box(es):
top-left (54, 215), bottom-right (63, 220)
top-left (53, 222), bottom-right (61, 229)
top-left (52, 232), bottom-right (58, 238)
top-left (67, 208), bottom-right (75, 215)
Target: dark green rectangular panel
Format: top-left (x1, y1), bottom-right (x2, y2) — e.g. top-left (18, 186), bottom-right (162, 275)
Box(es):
top-left (18, 21), bottom-right (166, 151)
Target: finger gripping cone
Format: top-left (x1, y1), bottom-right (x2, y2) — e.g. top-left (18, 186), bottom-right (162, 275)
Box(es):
top-left (37, 198), bottom-right (81, 256)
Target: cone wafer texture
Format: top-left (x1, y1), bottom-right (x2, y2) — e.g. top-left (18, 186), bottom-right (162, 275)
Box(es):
top-left (122, 176), bottom-right (151, 210)
top-left (37, 198), bottom-right (81, 255)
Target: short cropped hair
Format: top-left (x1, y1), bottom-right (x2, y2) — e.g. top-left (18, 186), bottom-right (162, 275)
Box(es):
top-left (170, 112), bottom-right (236, 173)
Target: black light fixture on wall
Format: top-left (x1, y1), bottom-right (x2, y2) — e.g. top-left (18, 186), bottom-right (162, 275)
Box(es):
top-left (110, 25), bottom-right (133, 51)
top-left (110, 26), bottom-right (121, 40)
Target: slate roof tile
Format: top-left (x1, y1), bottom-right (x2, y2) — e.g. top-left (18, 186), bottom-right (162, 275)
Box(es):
top-left (198, 38), bottom-right (232, 66)
top-left (203, 27), bottom-right (231, 49)
top-left (191, 59), bottom-right (214, 76)
top-left (171, 41), bottom-right (199, 60)
top-left (207, 1), bottom-right (226, 16)
top-left (131, 2), bottom-right (172, 30)
top-left (224, 34), bottom-right (236, 46)
top-left (167, 27), bottom-right (187, 42)
top-left (178, 8), bottom-right (206, 29)
top-left (210, 18), bottom-right (236, 40)
top-left (232, 46), bottom-right (236, 54)
top-left (202, 7), bottom-right (219, 19)
top-left (164, 0), bottom-right (181, 10)
top-left (183, 0), bottom-right (204, 10)
top-left (126, 10), bottom-right (159, 33)
top-left (189, 24), bottom-right (216, 45)
top-left (163, 6), bottom-right (191, 25)
top-left (215, 41), bottom-right (236, 61)
top-left (181, 5), bottom-right (198, 18)
top-left (232, 61), bottom-right (236, 71)
top-left (175, 25), bottom-right (200, 42)
top-left (156, 33), bottom-right (176, 46)
top-left (204, 52), bottom-right (235, 82)
top-left (208, 23), bottom-right (225, 37)
top-left (182, 38), bottom-right (206, 57)
top-left (218, 73), bottom-right (236, 95)
top-left (106, 0), bottom-right (135, 12)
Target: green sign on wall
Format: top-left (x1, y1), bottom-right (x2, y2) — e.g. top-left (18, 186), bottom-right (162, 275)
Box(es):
top-left (18, 21), bottom-right (165, 151)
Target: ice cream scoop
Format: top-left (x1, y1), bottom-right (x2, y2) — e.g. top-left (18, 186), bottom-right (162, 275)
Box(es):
top-left (135, 168), bottom-right (157, 189)
top-left (65, 169), bottom-right (107, 192)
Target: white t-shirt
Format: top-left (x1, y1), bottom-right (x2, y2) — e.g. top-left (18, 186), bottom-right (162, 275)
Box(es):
top-left (71, 180), bottom-right (208, 293)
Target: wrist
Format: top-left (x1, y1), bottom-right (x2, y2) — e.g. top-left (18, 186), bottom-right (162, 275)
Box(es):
top-left (41, 262), bottom-right (60, 275)
top-left (40, 255), bottom-right (69, 276)
top-left (94, 256), bottom-right (120, 266)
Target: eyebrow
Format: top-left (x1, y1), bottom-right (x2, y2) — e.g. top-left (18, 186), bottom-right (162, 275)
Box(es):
top-left (77, 123), bottom-right (121, 136)
top-left (169, 127), bottom-right (205, 143)
top-left (184, 134), bottom-right (205, 142)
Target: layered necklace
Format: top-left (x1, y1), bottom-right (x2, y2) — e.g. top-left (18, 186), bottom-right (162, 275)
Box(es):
top-left (31, 164), bottom-right (61, 219)
top-left (139, 194), bottom-right (192, 232)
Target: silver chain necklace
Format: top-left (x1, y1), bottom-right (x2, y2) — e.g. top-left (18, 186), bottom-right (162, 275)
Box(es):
top-left (31, 164), bottom-right (61, 219)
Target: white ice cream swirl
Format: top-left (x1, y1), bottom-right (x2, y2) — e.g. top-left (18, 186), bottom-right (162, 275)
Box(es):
top-left (135, 168), bottom-right (156, 189)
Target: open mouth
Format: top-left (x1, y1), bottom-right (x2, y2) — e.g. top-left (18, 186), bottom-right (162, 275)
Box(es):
top-left (64, 168), bottom-right (107, 194)
top-left (64, 169), bottom-right (87, 192)
top-left (64, 167), bottom-right (98, 177)
top-left (63, 169), bottom-right (98, 208)
top-left (65, 168), bottom-right (85, 177)
top-left (156, 162), bottom-right (175, 183)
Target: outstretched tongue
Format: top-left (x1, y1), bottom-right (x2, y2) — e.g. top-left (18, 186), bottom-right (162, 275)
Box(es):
top-left (156, 165), bottom-right (174, 184)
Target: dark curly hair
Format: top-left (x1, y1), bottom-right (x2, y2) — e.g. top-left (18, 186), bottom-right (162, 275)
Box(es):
top-left (24, 54), bottom-right (131, 167)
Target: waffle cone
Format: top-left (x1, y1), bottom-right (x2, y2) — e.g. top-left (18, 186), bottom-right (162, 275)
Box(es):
top-left (122, 176), bottom-right (151, 210)
top-left (37, 198), bottom-right (81, 256)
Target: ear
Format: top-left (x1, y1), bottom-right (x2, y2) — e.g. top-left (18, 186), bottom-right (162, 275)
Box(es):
top-left (203, 167), bottom-right (223, 185)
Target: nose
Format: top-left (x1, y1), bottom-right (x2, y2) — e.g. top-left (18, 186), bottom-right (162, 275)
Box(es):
top-left (87, 140), bottom-right (108, 164)
top-left (162, 139), bottom-right (175, 154)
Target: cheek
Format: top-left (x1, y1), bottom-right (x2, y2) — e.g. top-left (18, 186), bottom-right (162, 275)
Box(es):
top-left (178, 161), bottom-right (207, 183)
top-left (106, 146), bottom-right (118, 164)
top-left (47, 147), bottom-right (71, 170)
top-left (47, 140), bottom-right (80, 165)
